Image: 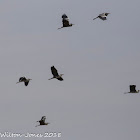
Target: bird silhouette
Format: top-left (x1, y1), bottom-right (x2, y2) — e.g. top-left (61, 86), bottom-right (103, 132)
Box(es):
top-left (16, 77), bottom-right (32, 86)
top-left (49, 66), bottom-right (64, 81)
top-left (36, 116), bottom-right (50, 127)
top-left (93, 13), bottom-right (110, 21)
top-left (124, 85), bottom-right (139, 94)
top-left (58, 14), bottom-right (74, 29)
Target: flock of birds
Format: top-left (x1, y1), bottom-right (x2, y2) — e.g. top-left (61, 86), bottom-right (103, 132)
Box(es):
top-left (16, 66), bottom-right (63, 86)
top-left (15, 13), bottom-right (139, 127)
top-left (16, 66), bottom-right (63, 126)
top-left (57, 13), bottom-right (110, 29)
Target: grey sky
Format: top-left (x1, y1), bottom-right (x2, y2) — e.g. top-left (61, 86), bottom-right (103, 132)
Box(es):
top-left (0, 0), bottom-right (140, 140)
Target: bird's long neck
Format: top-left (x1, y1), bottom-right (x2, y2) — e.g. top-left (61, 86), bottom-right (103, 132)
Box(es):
top-left (93, 17), bottom-right (99, 20)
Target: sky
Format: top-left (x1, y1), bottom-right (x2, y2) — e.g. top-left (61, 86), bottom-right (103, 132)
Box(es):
top-left (0, 0), bottom-right (140, 140)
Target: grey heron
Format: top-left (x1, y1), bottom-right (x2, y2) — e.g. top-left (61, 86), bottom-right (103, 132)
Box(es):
top-left (124, 85), bottom-right (139, 94)
top-left (93, 13), bottom-right (110, 21)
top-left (16, 77), bottom-right (32, 86)
top-left (48, 66), bottom-right (64, 81)
top-left (36, 116), bottom-right (49, 127)
top-left (58, 14), bottom-right (74, 29)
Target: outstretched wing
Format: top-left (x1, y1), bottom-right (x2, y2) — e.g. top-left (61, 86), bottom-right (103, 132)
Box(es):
top-left (57, 77), bottom-right (63, 81)
top-left (19, 77), bottom-right (26, 82)
top-left (24, 81), bottom-right (29, 86)
top-left (41, 116), bottom-right (46, 123)
top-left (105, 13), bottom-right (110, 16)
top-left (99, 13), bottom-right (106, 17)
top-left (51, 66), bottom-right (59, 77)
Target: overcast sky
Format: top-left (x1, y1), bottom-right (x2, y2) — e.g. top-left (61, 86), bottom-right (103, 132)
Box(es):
top-left (0, 0), bottom-right (140, 140)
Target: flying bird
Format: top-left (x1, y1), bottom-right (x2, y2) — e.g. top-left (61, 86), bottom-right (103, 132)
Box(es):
top-left (58, 14), bottom-right (74, 29)
top-left (16, 77), bottom-right (32, 86)
top-left (49, 66), bottom-right (64, 81)
top-left (93, 13), bottom-right (110, 21)
top-left (124, 85), bottom-right (139, 94)
top-left (36, 116), bottom-right (49, 127)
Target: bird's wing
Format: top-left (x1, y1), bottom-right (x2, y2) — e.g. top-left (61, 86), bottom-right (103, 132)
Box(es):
top-left (41, 116), bottom-right (46, 121)
top-left (24, 81), bottom-right (29, 86)
top-left (98, 16), bottom-right (106, 20)
top-left (19, 77), bottom-right (23, 82)
top-left (105, 13), bottom-right (108, 16)
top-left (51, 66), bottom-right (59, 76)
top-left (19, 77), bottom-right (26, 82)
top-left (41, 116), bottom-right (46, 123)
top-left (99, 13), bottom-right (105, 17)
top-left (57, 77), bottom-right (63, 81)
top-left (130, 85), bottom-right (136, 92)
top-left (62, 18), bottom-right (69, 27)
top-left (62, 14), bottom-right (68, 19)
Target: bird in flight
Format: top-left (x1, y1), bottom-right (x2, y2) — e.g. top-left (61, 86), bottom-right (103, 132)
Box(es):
top-left (16, 77), bottom-right (32, 86)
top-left (36, 116), bottom-right (49, 127)
top-left (93, 13), bottom-right (110, 21)
top-left (124, 85), bottom-right (139, 94)
top-left (58, 14), bottom-right (74, 29)
top-left (48, 66), bottom-right (64, 81)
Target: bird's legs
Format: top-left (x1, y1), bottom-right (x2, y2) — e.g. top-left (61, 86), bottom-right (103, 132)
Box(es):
top-left (124, 91), bottom-right (139, 94)
top-left (45, 122), bottom-right (50, 125)
top-left (124, 92), bottom-right (129, 94)
top-left (35, 125), bottom-right (40, 127)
